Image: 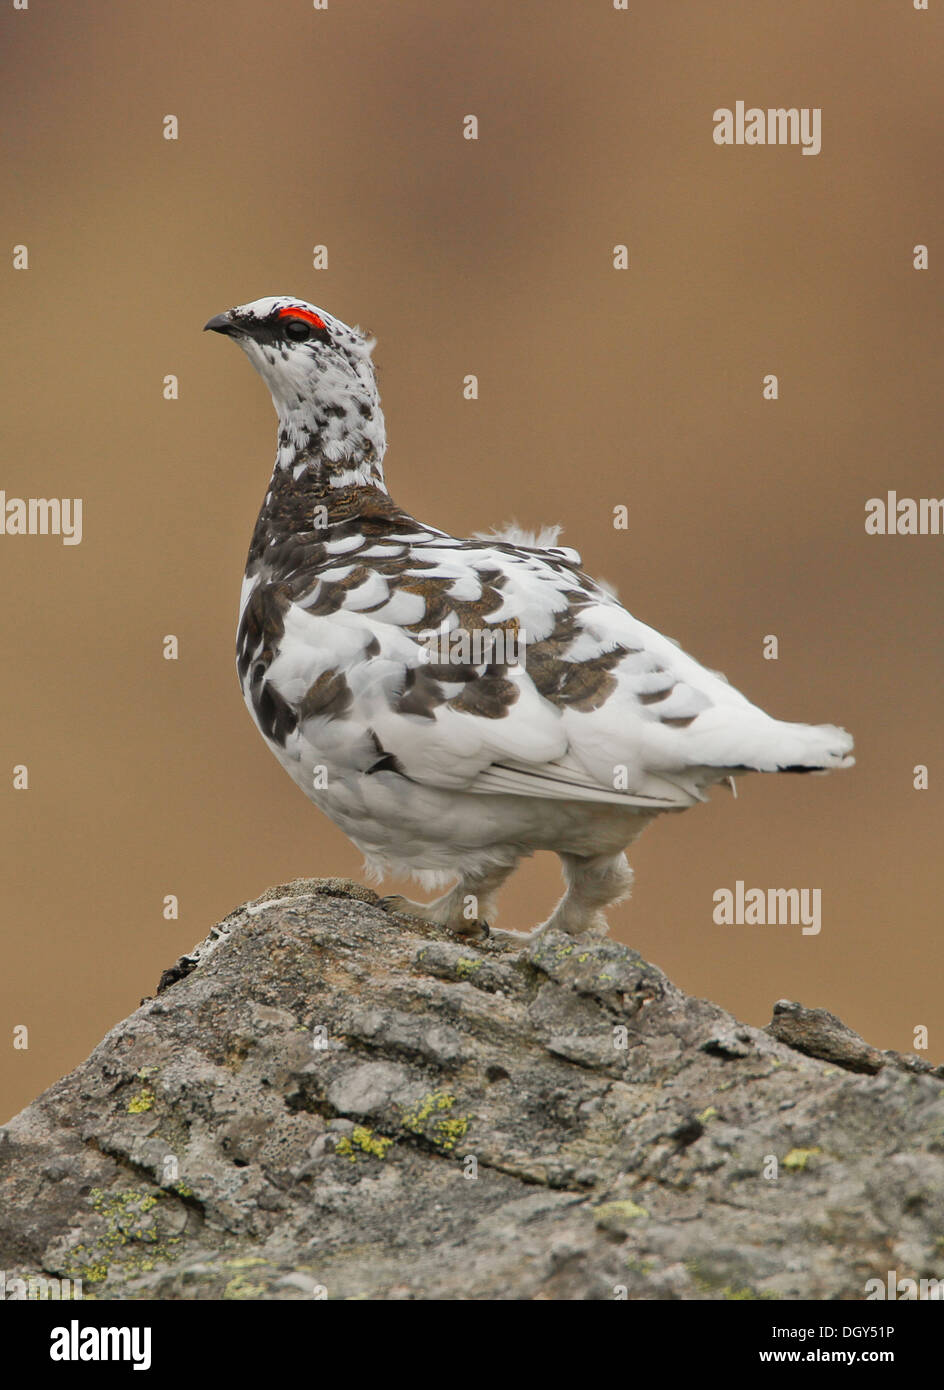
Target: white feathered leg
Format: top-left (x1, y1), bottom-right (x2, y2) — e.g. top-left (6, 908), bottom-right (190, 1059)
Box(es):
top-left (490, 849), bottom-right (636, 944)
top-left (542, 851), bottom-right (635, 935)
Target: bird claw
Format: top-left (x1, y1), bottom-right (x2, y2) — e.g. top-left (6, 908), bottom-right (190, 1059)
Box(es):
top-left (487, 923), bottom-right (548, 946)
top-left (380, 895), bottom-right (489, 940)
top-left (379, 894), bottom-right (411, 914)
top-left (454, 919), bottom-right (490, 940)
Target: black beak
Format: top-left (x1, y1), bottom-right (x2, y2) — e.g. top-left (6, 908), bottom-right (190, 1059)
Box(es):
top-left (204, 312), bottom-right (237, 336)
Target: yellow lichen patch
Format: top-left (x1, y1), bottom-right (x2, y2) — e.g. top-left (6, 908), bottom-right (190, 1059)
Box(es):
top-left (455, 957), bottom-right (482, 978)
top-left (61, 1189), bottom-right (174, 1286)
top-left (401, 1090), bottom-right (455, 1129)
top-left (696, 1106), bottom-right (718, 1125)
top-left (127, 1089), bottom-right (155, 1114)
top-left (91, 1189), bottom-right (159, 1222)
top-left (224, 1274), bottom-right (268, 1299)
top-left (336, 1126), bottom-right (395, 1162)
top-left (594, 1200), bottom-right (649, 1231)
top-left (686, 1258), bottom-right (774, 1300)
top-left (433, 1115), bottom-right (468, 1151)
top-left (400, 1091), bottom-right (470, 1152)
top-left (783, 1146), bottom-right (821, 1171)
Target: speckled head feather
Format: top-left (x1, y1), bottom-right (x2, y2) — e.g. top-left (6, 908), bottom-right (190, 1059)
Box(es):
top-left (205, 296), bottom-right (385, 483)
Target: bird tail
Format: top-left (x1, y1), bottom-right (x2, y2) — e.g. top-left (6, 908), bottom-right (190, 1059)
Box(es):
top-left (671, 704), bottom-right (855, 778)
top-left (725, 718), bottom-right (855, 775)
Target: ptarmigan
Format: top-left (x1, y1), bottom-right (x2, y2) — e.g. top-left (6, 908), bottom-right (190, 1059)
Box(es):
top-left (205, 296), bottom-right (854, 941)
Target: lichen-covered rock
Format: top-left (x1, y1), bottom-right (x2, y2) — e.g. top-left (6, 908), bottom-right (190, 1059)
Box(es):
top-left (1, 879), bottom-right (942, 1300)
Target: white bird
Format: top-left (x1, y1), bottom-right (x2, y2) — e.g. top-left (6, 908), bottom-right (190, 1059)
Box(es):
top-left (205, 297), bottom-right (854, 941)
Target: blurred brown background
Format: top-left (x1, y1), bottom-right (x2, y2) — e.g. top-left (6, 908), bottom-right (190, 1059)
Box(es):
top-left (1, 0), bottom-right (941, 1123)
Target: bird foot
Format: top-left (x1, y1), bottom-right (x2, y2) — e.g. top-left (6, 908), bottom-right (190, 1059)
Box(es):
top-left (380, 895), bottom-right (490, 940)
top-left (486, 923), bottom-right (549, 946)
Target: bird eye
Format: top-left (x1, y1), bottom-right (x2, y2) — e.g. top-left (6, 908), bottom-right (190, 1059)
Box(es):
top-left (284, 319), bottom-right (311, 342)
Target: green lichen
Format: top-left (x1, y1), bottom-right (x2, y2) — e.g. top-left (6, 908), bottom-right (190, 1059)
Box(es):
top-left (336, 1125), bottom-right (395, 1162)
top-left (783, 1146), bottom-right (821, 1171)
top-left (697, 1106), bottom-right (718, 1125)
top-left (127, 1089), bottom-right (155, 1114)
top-left (455, 957), bottom-right (482, 978)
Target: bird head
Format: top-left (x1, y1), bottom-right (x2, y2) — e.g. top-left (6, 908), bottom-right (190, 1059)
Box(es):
top-left (205, 296), bottom-right (385, 479)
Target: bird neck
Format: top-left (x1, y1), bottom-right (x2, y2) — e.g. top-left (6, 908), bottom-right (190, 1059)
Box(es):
top-left (244, 461), bottom-right (408, 576)
top-left (272, 372), bottom-right (387, 492)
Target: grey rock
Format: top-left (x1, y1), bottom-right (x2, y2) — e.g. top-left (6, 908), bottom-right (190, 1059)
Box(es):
top-left (767, 999), bottom-right (944, 1081)
top-left (1, 877), bottom-right (942, 1301)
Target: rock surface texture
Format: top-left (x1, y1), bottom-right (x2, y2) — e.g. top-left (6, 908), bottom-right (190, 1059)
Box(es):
top-left (1, 879), bottom-right (942, 1301)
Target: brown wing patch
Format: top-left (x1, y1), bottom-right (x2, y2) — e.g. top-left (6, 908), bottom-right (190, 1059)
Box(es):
top-left (397, 572), bottom-right (508, 634)
top-left (298, 670), bottom-right (353, 721)
top-left (303, 565), bottom-right (374, 616)
top-left (526, 605), bottom-right (634, 713)
top-left (396, 667), bottom-right (446, 719)
top-left (638, 686), bottom-right (676, 705)
top-left (448, 676), bottom-right (519, 718)
top-left (397, 576), bottom-right (461, 630)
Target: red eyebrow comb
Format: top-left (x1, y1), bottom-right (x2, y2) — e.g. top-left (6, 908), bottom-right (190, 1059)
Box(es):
top-left (276, 306), bottom-right (327, 330)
